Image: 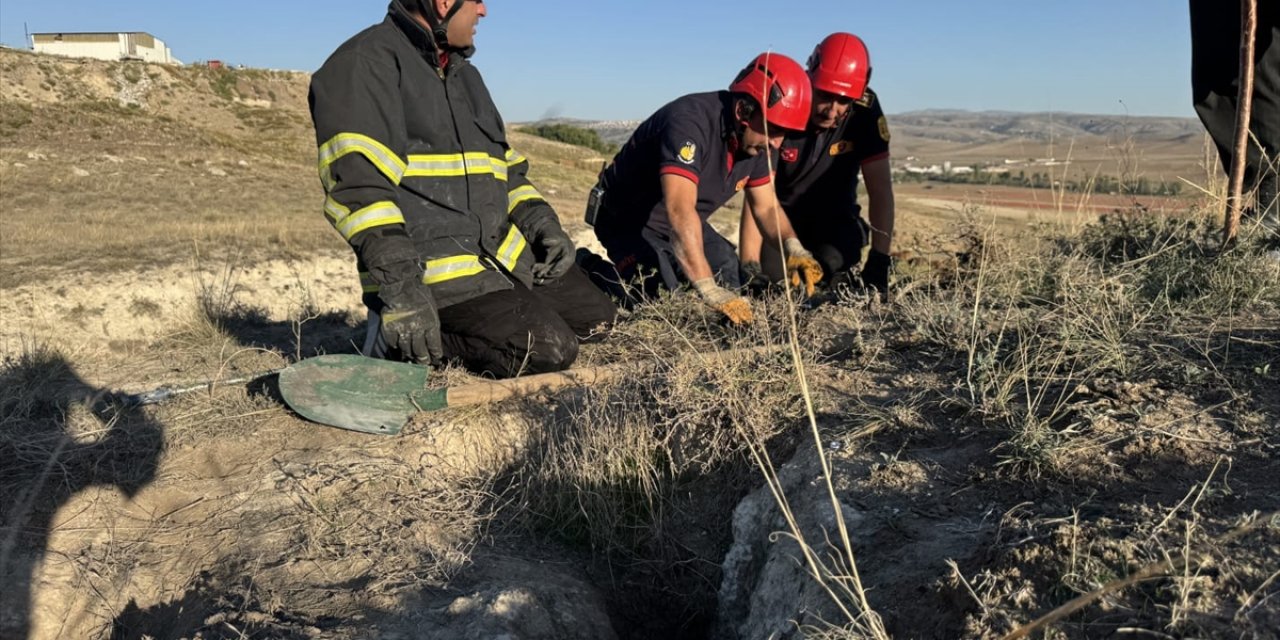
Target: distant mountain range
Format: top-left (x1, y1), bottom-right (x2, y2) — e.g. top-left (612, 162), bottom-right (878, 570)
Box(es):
top-left (522, 110), bottom-right (1204, 148)
top-left (888, 110), bottom-right (1203, 145)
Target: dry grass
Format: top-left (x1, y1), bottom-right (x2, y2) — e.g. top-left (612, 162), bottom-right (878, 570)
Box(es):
top-left (494, 293), bottom-right (815, 633)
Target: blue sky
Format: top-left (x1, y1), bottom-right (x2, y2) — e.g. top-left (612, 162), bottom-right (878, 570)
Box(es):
top-left (0, 0), bottom-right (1194, 122)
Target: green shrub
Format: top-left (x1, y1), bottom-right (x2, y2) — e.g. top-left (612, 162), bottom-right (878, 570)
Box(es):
top-left (521, 123), bottom-right (617, 155)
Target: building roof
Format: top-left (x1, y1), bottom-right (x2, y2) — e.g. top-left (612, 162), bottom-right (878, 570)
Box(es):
top-left (31, 31), bottom-right (159, 36)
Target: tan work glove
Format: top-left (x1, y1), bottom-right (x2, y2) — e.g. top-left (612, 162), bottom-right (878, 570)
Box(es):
top-left (692, 277), bottom-right (754, 325)
top-left (783, 238), bottom-right (824, 297)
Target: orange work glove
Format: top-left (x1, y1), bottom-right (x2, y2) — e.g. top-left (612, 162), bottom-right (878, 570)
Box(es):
top-left (692, 277), bottom-right (754, 325)
top-left (783, 238), bottom-right (824, 297)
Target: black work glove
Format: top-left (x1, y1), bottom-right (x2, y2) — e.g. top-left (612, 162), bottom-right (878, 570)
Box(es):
top-left (740, 260), bottom-right (771, 297)
top-left (860, 249), bottom-right (893, 300)
top-left (377, 278), bottom-right (443, 364)
top-left (527, 222), bottom-right (575, 283)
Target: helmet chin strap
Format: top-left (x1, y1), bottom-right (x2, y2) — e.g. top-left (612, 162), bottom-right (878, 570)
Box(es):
top-left (734, 98), bottom-right (754, 135)
top-left (414, 0), bottom-right (465, 49)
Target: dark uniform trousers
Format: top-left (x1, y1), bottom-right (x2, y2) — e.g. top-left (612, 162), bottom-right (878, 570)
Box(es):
top-left (368, 266), bottom-right (616, 379)
top-left (1190, 0), bottom-right (1279, 219)
top-left (592, 216), bottom-right (741, 301)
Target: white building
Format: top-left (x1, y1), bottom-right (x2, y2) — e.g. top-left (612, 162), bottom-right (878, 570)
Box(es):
top-left (31, 32), bottom-right (178, 64)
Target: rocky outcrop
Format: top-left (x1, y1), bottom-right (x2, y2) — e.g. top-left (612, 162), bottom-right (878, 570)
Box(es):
top-left (716, 447), bottom-right (870, 640)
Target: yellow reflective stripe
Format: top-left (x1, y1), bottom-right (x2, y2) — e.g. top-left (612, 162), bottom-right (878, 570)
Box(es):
top-left (422, 255), bottom-right (486, 284)
top-left (405, 152), bottom-right (508, 180)
top-left (323, 196), bottom-right (351, 224)
top-left (507, 185), bottom-right (544, 213)
top-left (505, 148), bottom-right (528, 166)
top-left (496, 225), bottom-right (527, 271)
top-left (334, 201), bottom-right (404, 241)
top-left (358, 271), bottom-right (379, 294)
top-left (317, 133), bottom-right (406, 189)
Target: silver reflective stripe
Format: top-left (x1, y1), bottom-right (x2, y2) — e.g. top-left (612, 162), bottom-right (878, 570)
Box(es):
top-left (496, 225), bottom-right (527, 270)
top-left (422, 255), bottom-right (486, 284)
top-left (317, 133), bottom-right (406, 188)
top-left (336, 202), bottom-right (404, 241)
top-left (324, 196), bottom-right (350, 223)
top-left (506, 149), bottom-right (528, 166)
top-left (405, 153), bottom-right (508, 180)
top-left (507, 185), bottom-right (544, 213)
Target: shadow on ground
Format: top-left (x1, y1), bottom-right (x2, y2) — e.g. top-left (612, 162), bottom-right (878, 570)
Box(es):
top-left (0, 351), bottom-right (163, 639)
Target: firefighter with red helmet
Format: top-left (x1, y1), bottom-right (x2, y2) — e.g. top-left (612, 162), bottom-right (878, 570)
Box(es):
top-left (308, 0), bottom-right (616, 379)
top-left (584, 53), bottom-right (825, 325)
top-left (739, 33), bottom-right (897, 299)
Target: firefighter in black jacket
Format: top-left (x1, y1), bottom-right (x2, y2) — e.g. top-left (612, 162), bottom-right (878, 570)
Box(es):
top-left (738, 33), bottom-right (896, 298)
top-left (309, 0), bottom-right (616, 379)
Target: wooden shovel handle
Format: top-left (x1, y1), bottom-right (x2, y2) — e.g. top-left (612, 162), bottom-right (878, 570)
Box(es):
top-left (443, 345), bottom-right (782, 408)
top-left (444, 362), bottom-right (637, 407)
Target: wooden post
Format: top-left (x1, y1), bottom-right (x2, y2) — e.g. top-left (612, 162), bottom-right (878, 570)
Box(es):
top-left (1224, 0), bottom-right (1259, 245)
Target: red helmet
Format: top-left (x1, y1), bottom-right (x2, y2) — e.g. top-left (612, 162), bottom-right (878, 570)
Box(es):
top-left (808, 33), bottom-right (872, 99)
top-left (729, 52), bottom-right (812, 132)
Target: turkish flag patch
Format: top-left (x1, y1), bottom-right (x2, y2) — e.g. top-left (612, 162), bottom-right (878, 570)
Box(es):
top-left (781, 147), bottom-right (799, 162)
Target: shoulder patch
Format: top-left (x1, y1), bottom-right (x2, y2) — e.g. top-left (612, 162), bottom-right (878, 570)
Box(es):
top-left (781, 147), bottom-right (799, 162)
top-left (735, 177), bottom-right (749, 192)
top-left (829, 140), bottom-right (854, 156)
top-left (855, 92), bottom-right (875, 108)
top-left (878, 116), bottom-right (891, 142)
top-left (678, 141), bottom-right (697, 165)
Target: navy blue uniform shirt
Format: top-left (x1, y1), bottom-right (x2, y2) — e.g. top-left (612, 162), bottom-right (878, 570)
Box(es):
top-left (598, 91), bottom-right (774, 235)
top-left (774, 88), bottom-right (890, 219)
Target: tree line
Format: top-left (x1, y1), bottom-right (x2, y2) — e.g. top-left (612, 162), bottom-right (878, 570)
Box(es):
top-left (519, 123), bottom-right (619, 156)
top-left (895, 167), bottom-right (1185, 197)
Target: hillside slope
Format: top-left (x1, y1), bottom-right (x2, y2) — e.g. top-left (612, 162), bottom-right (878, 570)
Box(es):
top-left (0, 48), bottom-right (602, 288)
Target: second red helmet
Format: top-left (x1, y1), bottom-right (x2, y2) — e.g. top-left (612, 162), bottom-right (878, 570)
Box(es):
top-left (808, 32), bottom-right (872, 99)
top-left (729, 52), bottom-right (813, 132)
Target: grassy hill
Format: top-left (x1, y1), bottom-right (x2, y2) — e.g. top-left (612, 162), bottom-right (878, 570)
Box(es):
top-left (0, 47), bottom-right (603, 289)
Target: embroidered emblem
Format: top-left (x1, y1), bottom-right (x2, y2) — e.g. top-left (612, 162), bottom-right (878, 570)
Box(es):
top-left (677, 141), bottom-right (697, 165)
top-left (781, 147), bottom-right (799, 162)
top-left (735, 177), bottom-right (749, 192)
top-left (829, 141), bottom-right (854, 156)
top-left (878, 116), bottom-right (891, 142)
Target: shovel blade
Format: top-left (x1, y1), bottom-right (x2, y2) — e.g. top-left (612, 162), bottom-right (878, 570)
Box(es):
top-left (278, 355), bottom-right (432, 435)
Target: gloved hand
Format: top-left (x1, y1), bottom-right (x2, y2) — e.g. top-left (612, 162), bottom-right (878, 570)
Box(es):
top-left (527, 221), bottom-right (576, 283)
top-left (692, 277), bottom-right (754, 325)
top-left (861, 249), bottom-right (893, 300)
top-left (378, 278), bottom-right (443, 364)
top-left (783, 238), bottom-right (824, 297)
top-left (740, 260), bottom-right (771, 297)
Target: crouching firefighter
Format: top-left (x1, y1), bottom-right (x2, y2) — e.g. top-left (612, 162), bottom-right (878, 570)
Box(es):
top-left (581, 53), bottom-right (825, 326)
top-left (739, 32), bottom-right (897, 301)
top-left (309, 0), bottom-right (616, 379)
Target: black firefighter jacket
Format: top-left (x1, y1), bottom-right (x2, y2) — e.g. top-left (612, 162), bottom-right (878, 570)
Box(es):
top-left (309, 1), bottom-right (560, 311)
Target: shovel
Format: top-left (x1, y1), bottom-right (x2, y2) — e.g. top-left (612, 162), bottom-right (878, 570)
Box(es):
top-left (278, 346), bottom-right (780, 435)
top-left (101, 357), bottom-right (621, 436)
top-left (277, 354), bottom-right (640, 435)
